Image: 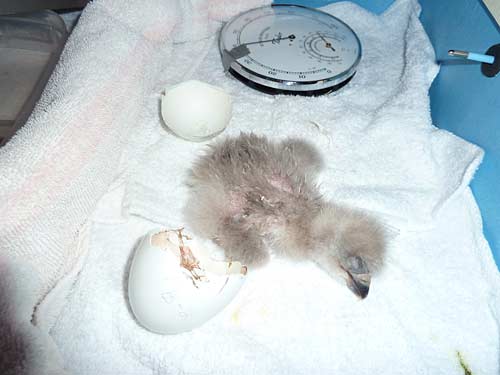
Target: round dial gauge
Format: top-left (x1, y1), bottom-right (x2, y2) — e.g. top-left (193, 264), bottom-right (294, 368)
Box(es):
top-left (219, 4), bottom-right (362, 95)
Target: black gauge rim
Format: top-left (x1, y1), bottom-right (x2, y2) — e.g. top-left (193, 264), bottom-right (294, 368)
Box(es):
top-left (219, 4), bottom-right (362, 95)
top-left (228, 67), bottom-right (355, 96)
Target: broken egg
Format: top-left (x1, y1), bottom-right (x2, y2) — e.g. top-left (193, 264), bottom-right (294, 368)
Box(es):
top-left (128, 228), bottom-right (246, 334)
top-left (160, 80), bottom-right (232, 141)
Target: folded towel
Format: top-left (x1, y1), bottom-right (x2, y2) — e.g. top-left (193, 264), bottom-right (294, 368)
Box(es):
top-left (0, 0), bottom-right (167, 305)
top-left (0, 0), bottom-right (268, 373)
top-left (40, 1), bottom-right (499, 375)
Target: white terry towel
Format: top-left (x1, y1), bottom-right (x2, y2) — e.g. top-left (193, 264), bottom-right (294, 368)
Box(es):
top-left (41, 1), bottom-right (499, 375)
top-left (0, 0), bottom-right (269, 307)
top-left (0, 0), bottom-right (268, 373)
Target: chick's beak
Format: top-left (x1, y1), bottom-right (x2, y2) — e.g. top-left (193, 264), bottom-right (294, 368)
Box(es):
top-left (346, 272), bottom-right (371, 299)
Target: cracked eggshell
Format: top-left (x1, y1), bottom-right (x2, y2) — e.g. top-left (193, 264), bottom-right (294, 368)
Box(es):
top-left (128, 229), bottom-right (246, 335)
top-left (160, 80), bottom-right (232, 142)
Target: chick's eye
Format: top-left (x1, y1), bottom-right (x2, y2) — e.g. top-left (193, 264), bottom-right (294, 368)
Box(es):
top-left (342, 255), bottom-right (369, 274)
top-left (348, 256), bottom-right (363, 271)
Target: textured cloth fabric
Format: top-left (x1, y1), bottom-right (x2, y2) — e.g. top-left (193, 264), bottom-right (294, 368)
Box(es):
top-left (0, 0), bottom-right (267, 373)
top-left (41, 0), bottom-right (500, 374)
top-left (2, 0), bottom-right (499, 374)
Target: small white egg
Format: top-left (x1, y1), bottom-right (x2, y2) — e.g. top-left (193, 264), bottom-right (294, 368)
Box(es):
top-left (128, 228), bottom-right (246, 334)
top-left (160, 80), bottom-right (232, 141)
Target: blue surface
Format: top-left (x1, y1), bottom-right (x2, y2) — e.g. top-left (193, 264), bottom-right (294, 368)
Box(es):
top-left (274, 0), bottom-right (392, 13)
top-left (419, 0), bottom-right (500, 268)
top-left (275, 0), bottom-right (500, 269)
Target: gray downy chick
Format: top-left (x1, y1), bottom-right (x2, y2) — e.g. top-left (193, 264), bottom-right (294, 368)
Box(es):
top-left (184, 133), bottom-right (386, 299)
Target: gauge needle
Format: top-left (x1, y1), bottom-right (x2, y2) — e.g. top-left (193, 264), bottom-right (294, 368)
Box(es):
top-left (317, 33), bottom-right (336, 52)
top-left (224, 34), bottom-right (295, 69)
top-left (242, 34), bottom-right (295, 46)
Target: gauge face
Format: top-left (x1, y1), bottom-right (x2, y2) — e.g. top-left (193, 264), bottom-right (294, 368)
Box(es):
top-left (219, 4), bottom-right (361, 94)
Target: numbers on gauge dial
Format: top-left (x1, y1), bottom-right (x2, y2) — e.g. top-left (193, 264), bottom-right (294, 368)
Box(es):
top-left (221, 6), bottom-right (360, 83)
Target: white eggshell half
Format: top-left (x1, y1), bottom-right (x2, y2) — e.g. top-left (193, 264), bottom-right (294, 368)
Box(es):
top-left (128, 229), bottom-right (246, 334)
top-left (161, 80), bottom-right (232, 142)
